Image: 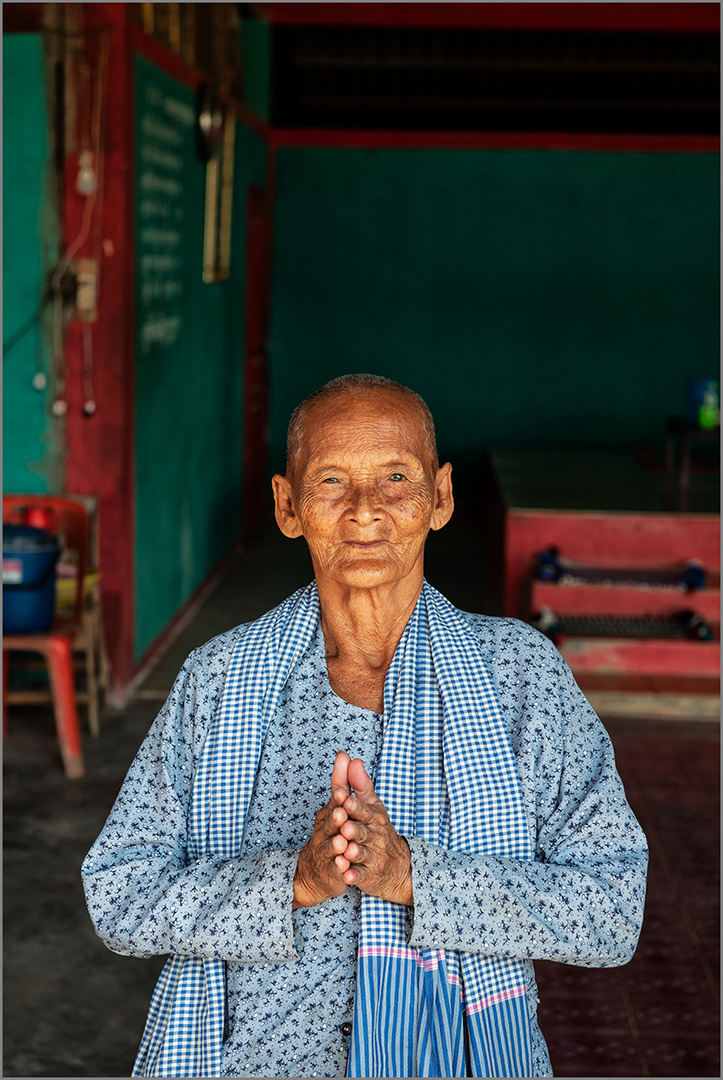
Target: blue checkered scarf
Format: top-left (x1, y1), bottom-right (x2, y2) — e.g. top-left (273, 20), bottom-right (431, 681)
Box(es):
top-left (133, 581), bottom-right (534, 1078)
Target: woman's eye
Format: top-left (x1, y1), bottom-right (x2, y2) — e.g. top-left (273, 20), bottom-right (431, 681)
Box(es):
top-left (322, 477), bottom-right (339, 484)
top-left (389, 474), bottom-right (405, 482)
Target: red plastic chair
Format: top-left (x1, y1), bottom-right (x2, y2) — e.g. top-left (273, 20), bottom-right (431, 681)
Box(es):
top-left (3, 495), bottom-right (90, 778)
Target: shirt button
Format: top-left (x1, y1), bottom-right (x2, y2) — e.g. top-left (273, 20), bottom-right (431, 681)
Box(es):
top-left (340, 1022), bottom-right (353, 1037)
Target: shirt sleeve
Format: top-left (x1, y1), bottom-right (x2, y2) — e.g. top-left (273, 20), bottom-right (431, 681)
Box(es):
top-left (406, 620), bottom-right (648, 968)
top-left (81, 638), bottom-right (301, 965)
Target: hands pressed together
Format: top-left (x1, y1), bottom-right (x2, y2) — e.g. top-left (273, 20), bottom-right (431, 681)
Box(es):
top-left (293, 751), bottom-right (413, 910)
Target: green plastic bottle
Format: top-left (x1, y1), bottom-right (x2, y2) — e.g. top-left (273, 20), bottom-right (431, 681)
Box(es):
top-left (699, 384), bottom-right (720, 430)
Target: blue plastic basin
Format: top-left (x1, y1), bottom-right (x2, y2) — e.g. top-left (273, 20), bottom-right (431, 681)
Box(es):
top-left (3, 525), bottom-right (60, 633)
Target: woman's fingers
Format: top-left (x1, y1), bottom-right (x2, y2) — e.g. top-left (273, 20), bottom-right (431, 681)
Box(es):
top-left (347, 757), bottom-right (377, 803)
top-left (340, 816), bottom-right (367, 841)
top-left (295, 754), bottom-right (413, 908)
top-left (336, 773), bottom-right (414, 905)
top-left (330, 750), bottom-right (351, 803)
top-left (331, 830), bottom-right (349, 854)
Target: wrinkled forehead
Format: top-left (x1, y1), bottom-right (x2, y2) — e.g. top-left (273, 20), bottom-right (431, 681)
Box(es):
top-left (293, 390), bottom-right (435, 475)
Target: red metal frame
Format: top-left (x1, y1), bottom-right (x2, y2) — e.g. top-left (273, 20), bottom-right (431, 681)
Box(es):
top-left (267, 130), bottom-right (719, 154)
top-left (249, 3), bottom-right (720, 32)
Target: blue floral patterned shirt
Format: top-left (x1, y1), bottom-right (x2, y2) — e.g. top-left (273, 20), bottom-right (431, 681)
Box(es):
top-left (82, 612), bottom-right (647, 1078)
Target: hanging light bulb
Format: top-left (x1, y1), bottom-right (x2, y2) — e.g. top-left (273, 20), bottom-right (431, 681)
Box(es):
top-left (75, 150), bottom-right (98, 196)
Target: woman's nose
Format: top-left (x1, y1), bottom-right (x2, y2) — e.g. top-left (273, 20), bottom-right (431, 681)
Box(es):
top-left (348, 484), bottom-right (382, 523)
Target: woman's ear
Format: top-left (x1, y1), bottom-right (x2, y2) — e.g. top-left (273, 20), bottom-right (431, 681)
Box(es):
top-left (430, 462), bottom-right (454, 532)
top-left (272, 474), bottom-right (304, 538)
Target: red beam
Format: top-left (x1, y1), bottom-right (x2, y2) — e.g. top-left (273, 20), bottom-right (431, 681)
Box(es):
top-left (269, 129), bottom-right (719, 154)
top-left (250, 3), bottom-right (720, 32)
top-left (230, 100), bottom-right (272, 142)
top-left (128, 23), bottom-right (205, 90)
top-left (64, 4), bottom-right (137, 693)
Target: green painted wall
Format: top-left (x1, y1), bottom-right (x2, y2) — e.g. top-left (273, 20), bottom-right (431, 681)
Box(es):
top-left (239, 14), bottom-right (271, 122)
top-left (3, 34), bottom-right (60, 493)
top-left (134, 54), bottom-right (266, 661)
top-left (269, 148), bottom-right (719, 475)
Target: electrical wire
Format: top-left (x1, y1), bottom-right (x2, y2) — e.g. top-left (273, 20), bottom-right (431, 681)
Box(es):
top-left (48, 25), bottom-right (109, 415)
top-left (49, 24), bottom-right (108, 293)
top-left (50, 187), bottom-right (97, 294)
top-left (89, 30), bottom-right (109, 312)
top-left (2, 294), bottom-right (51, 356)
top-left (79, 28), bottom-right (110, 416)
top-left (82, 321), bottom-right (96, 415)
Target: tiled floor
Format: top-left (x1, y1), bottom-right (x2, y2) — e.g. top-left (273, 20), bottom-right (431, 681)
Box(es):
top-left (536, 717), bottom-right (720, 1077)
top-left (3, 518), bottom-right (720, 1077)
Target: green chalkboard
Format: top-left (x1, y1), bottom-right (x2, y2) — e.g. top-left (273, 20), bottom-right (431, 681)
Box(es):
top-left (269, 147), bottom-right (719, 478)
top-left (134, 54), bottom-right (266, 662)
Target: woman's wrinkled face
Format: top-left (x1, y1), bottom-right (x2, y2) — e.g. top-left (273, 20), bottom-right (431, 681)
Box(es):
top-left (273, 391), bottom-right (453, 592)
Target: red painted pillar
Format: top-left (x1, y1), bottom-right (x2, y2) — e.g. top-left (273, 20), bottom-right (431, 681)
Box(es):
top-left (63, 3), bottom-right (136, 697)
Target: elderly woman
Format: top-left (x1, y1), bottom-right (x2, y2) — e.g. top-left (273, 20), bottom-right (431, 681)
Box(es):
top-left (83, 374), bottom-right (647, 1079)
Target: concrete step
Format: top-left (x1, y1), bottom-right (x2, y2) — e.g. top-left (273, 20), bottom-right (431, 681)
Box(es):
top-left (560, 635), bottom-right (720, 676)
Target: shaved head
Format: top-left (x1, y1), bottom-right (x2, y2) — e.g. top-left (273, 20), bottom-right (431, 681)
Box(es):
top-left (286, 374), bottom-right (439, 480)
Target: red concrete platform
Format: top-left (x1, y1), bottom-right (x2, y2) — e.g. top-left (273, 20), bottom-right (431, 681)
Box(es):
top-left (486, 449), bottom-right (720, 681)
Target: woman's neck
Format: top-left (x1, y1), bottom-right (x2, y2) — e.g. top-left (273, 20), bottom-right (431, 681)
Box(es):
top-left (317, 574), bottom-right (423, 671)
